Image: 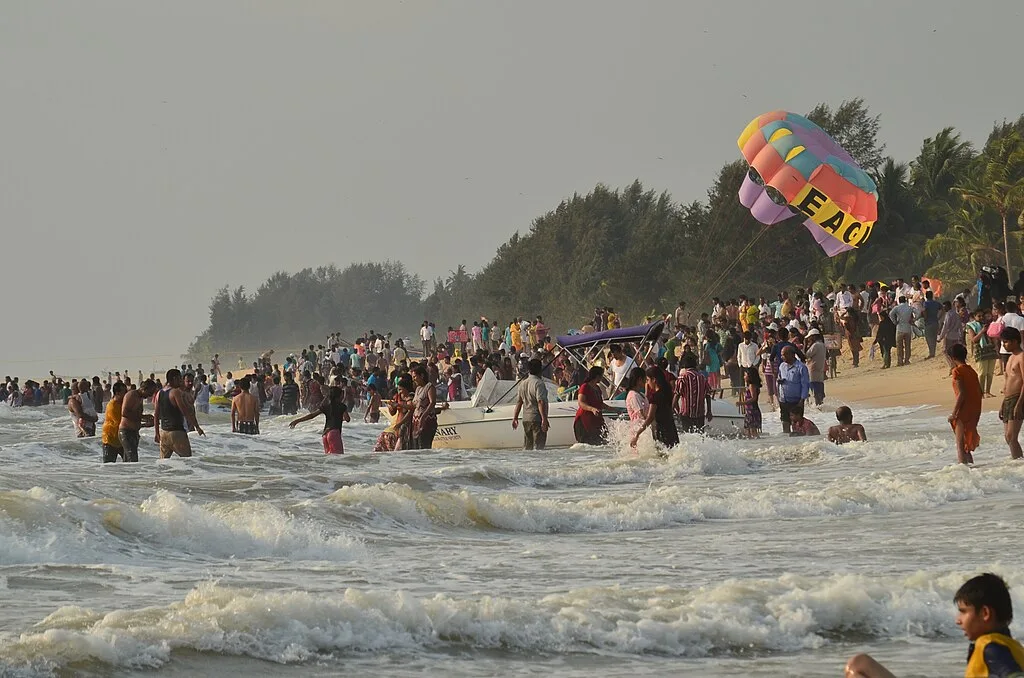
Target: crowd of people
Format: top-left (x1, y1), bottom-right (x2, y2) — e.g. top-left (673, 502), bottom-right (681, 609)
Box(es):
top-left (5, 271), bottom-right (1024, 464)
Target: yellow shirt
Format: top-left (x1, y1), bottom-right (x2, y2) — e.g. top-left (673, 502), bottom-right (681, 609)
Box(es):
top-left (102, 398), bottom-right (122, 447)
top-left (965, 631), bottom-right (1024, 677)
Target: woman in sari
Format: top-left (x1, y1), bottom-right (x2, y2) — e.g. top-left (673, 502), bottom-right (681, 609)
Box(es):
top-left (630, 366), bottom-right (679, 449)
top-left (374, 375), bottom-right (415, 451)
top-left (510, 321), bottom-right (523, 353)
top-left (624, 367), bottom-right (648, 440)
top-left (573, 366), bottom-right (611, 445)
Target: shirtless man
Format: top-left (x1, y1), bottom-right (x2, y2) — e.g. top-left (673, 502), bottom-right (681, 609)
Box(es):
top-left (999, 326), bottom-right (1024, 459)
top-left (154, 369), bottom-right (204, 458)
top-left (828, 406), bottom-right (867, 444)
top-left (231, 377), bottom-right (261, 435)
top-left (119, 379), bottom-right (157, 462)
top-left (68, 380), bottom-right (98, 437)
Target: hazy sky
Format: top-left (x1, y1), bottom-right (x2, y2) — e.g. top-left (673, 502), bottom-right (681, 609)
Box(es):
top-left (2, 0), bottom-right (1021, 378)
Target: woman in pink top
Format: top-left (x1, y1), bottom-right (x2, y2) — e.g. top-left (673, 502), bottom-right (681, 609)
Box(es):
top-left (988, 302), bottom-right (1006, 375)
top-left (624, 368), bottom-right (649, 436)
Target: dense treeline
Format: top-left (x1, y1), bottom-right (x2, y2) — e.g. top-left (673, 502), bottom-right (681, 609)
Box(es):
top-left (187, 100), bottom-right (1024, 358)
top-left (187, 262), bottom-right (424, 358)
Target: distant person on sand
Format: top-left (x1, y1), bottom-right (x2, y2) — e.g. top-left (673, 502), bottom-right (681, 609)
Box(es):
top-left (845, 572), bottom-right (1023, 678)
top-left (998, 327), bottom-right (1024, 459)
top-left (231, 377), bottom-right (260, 435)
top-left (967, 309), bottom-right (999, 397)
top-left (947, 343), bottom-right (982, 465)
top-left (828, 406), bottom-right (866, 444)
top-left (889, 296), bottom-right (917, 366)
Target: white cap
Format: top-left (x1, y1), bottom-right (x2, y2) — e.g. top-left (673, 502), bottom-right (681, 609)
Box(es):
top-left (807, 328), bottom-right (821, 337)
top-left (767, 323), bottom-right (779, 331)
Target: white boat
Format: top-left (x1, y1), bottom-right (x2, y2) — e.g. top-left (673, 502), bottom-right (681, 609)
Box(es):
top-left (431, 372), bottom-right (580, 449)
top-left (386, 321), bottom-right (745, 450)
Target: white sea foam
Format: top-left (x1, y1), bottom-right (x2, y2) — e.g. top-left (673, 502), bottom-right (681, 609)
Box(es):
top-left (326, 458), bottom-right (1024, 533)
top-left (2, 569), bottom-right (1019, 672)
top-left (0, 488), bottom-right (363, 565)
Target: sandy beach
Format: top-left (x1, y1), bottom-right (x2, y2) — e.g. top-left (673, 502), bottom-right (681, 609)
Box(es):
top-left (825, 335), bottom-right (1002, 413)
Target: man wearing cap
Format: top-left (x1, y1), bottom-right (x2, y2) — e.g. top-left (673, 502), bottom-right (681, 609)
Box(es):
top-left (805, 329), bottom-right (827, 406)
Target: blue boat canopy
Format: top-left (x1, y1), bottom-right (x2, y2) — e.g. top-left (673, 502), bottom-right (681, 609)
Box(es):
top-left (556, 320), bottom-right (665, 349)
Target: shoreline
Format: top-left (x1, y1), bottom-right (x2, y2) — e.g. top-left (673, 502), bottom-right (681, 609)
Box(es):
top-left (823, 335), bottom-right (1002, 414)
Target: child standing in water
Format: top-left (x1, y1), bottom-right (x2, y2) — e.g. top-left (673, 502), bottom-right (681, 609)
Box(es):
top-left (289, 386), bottom-right (350, 454)
top-left (736, 367), bottom-right (762, 438)
top-left (364, 383), bottom-right (382, 423)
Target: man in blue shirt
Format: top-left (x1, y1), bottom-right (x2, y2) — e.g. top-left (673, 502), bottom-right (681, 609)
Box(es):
top-left (922, 291), bottom-right (943, 359)
top-left (777, 346), bottom-right (809, 434)
top-left (770, 327), bottom-right (806, 367)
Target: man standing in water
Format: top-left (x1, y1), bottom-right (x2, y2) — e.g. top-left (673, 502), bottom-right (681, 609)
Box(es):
top-left (101, 382), bottom-right (128, 462)
top-left (68, 379), bottom-right (98, 437)
top-left (154, 369), bottom-right (204, 458)
top-left (512, 358), bottom-right (549, 450)
top-left (777, 346), bottom-right (809, 435)
top-left (281, 371), bottom-right (300, 415)
top-left (999, 327), bottom-right (1024, 459)
top-left (119, 379), bottom-right (157, 462)
top-left (231, 377), bottom-right (260, 435)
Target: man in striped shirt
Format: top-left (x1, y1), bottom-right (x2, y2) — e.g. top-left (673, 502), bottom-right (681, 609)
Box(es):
top-left (672, 354), bottom-right (713, 434)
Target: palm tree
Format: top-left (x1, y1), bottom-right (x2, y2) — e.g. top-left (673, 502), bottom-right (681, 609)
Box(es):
top-left (954, 131), bottom-right (1024, 276)
top-left (910, 127), bottom-right (975, 205)
top-left (924, 205), bottom-right (1005, 290)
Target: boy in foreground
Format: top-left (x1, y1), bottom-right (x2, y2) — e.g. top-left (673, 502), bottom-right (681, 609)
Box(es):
top-left (845, 573), bottom-right (1024, 677)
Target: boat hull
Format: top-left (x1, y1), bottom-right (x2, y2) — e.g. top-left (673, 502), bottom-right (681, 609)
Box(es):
top-left (415, 399), bottom-right (744, 450)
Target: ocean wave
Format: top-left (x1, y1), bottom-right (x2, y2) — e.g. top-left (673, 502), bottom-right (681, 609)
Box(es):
top-left (0, 488), bottom-right (363, 565)
top-left (1, 569), bottom-right (1016, 672)
top-left (324, 459), bottom-right (1024, 533)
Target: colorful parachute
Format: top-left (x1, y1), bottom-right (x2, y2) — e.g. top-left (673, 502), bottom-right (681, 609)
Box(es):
top-left (737, 111), bottom-right (878, 256)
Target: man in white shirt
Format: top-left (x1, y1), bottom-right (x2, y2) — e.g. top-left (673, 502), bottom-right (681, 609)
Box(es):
top-left (737, 331), bottom-right (760, 369)
top-left (674, 301), bottom-right (687, 328)
top-left (392, 340), bottom-right (409, 367)
top-left (420, 321), bottom-right (433, 358)
top-left (999, 301), bottom-right (1024, 358)
top-left (836, 286), bottom-right (854, 312)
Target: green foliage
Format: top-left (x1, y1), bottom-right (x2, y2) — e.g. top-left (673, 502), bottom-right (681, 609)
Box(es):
top-left (189, 101), bottom-right (1023, 353)
top-left (806, 98), bottom-right (885, 172)
top-left (186, 262), bottom-right (423, 359)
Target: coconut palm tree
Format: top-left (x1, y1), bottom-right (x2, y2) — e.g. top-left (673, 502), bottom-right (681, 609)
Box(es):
top-left (954, 131), bottom-right (1024, 276)
top-left (925, 205), bottom-right (1005, 290)
top-left (910, 127), bottom-right (975, 206)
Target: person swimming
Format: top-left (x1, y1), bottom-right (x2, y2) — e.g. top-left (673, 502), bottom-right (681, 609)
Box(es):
top-left (828, 406), bottom-right (867, 444)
